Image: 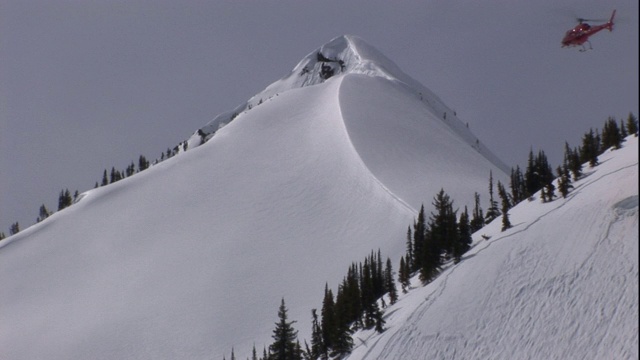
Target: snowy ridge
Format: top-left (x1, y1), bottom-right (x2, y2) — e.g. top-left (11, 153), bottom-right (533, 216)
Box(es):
top-left (195, 35), bottom-right (508, 174)
top-left (347, 136), bottom-right (639, 360)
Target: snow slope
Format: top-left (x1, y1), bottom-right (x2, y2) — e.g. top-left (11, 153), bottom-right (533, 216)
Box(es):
top-left (0, 36), bottom-right (509, 360)
top-left (348, 136), bottom-right (639, 360)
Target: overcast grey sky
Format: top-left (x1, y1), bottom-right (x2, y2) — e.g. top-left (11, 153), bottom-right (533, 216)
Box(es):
top-left (1, 0), bottom-right (638, 234)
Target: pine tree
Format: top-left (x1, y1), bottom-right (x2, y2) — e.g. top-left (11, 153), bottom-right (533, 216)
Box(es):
top-left (38, 204), bottom-right (51, 222)
top-left (536, 150), bottom-right (555, 191)
top-left (580, 129), bottom-right (599, 167)
top-left (330, 292), bottom-right (353, 358)
top-left (398, 256), bottom-right (410, 294)
top-left (564, 142), bottom-right (582, 180)
top-left (101, 169), bottom-right (109, 186)
top-left (138, 155), bottom-right (150, 172)
top-left (360, 258), bottom-right (376, 329)
top-left (620, 119), bottom-right (628, 138)
top-left (485, 171), bottom-right (500, 223)
top-left (524, 149), bottom-right (538, 197)
top-left (110, 167), bottom-right (117, 183)
top-left (412, 205), bottom-right (426, 273)
top-left (626, 112), bottom-right (638, 136)
top-left (404, 227), bottom-right (413, 272)
top-left (470, 192), bottom-right (484, 233)
top-left (541, 181), bottom-right (556, 203)
top-left (430, 189), bottom-right (458, 258)
top-left (320, 285), bottom-right (335, 356)
top-left (497, 181), bottom-right (512, 231)
top-left (557, 165), bottom-right (573, 198)
top-left (10, 222), bottom-right (20, 235)
top-left (373, 303), bottom-right (385, 333)
top-left (385, 257), bottom-right (398, 305)
top-left (126, 162), bottom-right (136, 177)
top-left (308, 309), bottom-right (324, 360)
top-left (601, 116), bottom-right (622, 150)
top-left (58, 189), bottom-right (73, 210)
top-left (269, 298), bottom-right (300, 360)
top-left (510, 166), bottom-right (526, 204)
top-left (454, 206), bottom-right (472, 263)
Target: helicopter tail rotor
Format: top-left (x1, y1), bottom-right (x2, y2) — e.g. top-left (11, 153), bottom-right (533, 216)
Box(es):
top-left (606, 9), bottom-right (616, 31)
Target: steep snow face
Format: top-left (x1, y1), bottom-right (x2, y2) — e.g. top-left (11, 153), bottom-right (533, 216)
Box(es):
top-left (0, 77), bottom-right (412, 360)
top-left (197, 35), bottom-right (509, 176)
top-left (347, 136), bottom-right (639, 360)
top-left (338, 74), bottom-right (507, 210)
top-left (0, 36), bottom-right (511, 360)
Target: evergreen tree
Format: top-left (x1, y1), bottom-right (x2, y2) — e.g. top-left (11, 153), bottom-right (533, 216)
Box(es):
top-left (580, 128), bottom-right (599, 167)
top-left (620, 119), bottom-right (628, 138)
top-left (269, 298), bottom-right (300, 360)
top-left (525, 149), bottom-right (555, 198)
top-left (10, 222), bottom-right (20, 235)
top-left (126, 162), bottom-right (136, 177)
top-left (404, 227), bottom-right (413, 272)
top-left (541, 181), bottom-right (556, 203)
top-left (360, 258), bottom-right (376, 329)
top-left (557, 165), bottom-right (573, 198)
top-left (0, 232), bottom-right (5, 241)
top-left (38, 204), bottom-right (51, 222)
top-left (625, 112), bottom-right (638, 136)
top-left (430, 189), bottom-right (458, 258)
top-left (470, 192), bottom-right (484, 233)
top-left (411, 205), bottom-right (426, 273)
top-left (330, 292), bottom-right (353, 358)
top-left (58, 189), bottom-right (73, 210)
top-left (601, 116), bottom-right (622, 150)
top-left (308, 309), bottom-right (325, 360)
top-left (564, 142), bottom-right (582, 180)
top-left (419, 228), bottom-right (439, 284)
top-left (536, 150), bottom-right (555, 190)
top-left (497, 181), bottom-right (512, 231)
top-left (252, 345), bottom-right (259, 360)
top-left (101, 169), bottom-right (109, 186)
top-left (373, 303), bottom-right (385, 333)
top-left (524, 149), bottom-right (538, 197)
top-left (454, 206), bottom-right (472, 263)
top-left (385, 257), bottom-right (398, 305)
top-left (110, 167), bottom-right (117, 183)
top-left (373, 250), bottom-right (384, 300)
top-left (510, 166), bottom-right (526, 204)
top-left (485, 171), bottom-right (500, 223)
top-left (138, 155), bottom-right (150, 172)
top-left (398, 256), bottom-right (410, 294)
top-left (419, 189), bottom-right (457, 284)
top-left (320, 285), bottom-right (335, 355)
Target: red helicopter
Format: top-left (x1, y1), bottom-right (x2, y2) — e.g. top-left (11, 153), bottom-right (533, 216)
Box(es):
top-left (561, 10), bottom-right (616, 51)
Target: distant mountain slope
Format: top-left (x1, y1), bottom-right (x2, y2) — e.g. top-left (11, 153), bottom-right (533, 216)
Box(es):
top-left (0, 36), bottom-right (509, 360)
top-left (348, 136), bottom-right (639, 360)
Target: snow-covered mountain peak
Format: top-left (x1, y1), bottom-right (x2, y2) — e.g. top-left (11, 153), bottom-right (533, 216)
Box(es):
top-left (248, 35), bottom-right (424, 107)
top-left (197, 35), bottom-right (508, 174)
top-left (198, 35), bottom-right (404, 136)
